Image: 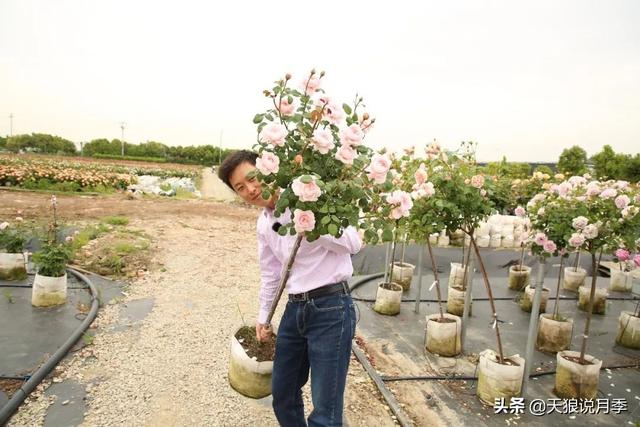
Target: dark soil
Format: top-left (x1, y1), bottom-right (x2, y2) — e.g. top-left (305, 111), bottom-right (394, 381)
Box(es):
top-left (562, 354), bottom-right (595, 366)
top-left (432, 317), bottom-right (457, 324)
top-left (379, 282), bottom-right (402, 291)
top-left (0, 378), bottom-right (24, 398)
top-left (236, 326), bottom-right (276, 362)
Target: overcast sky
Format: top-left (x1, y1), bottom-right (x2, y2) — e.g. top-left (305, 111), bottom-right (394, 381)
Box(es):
top-left (1, 0), bottom-right (639, 162)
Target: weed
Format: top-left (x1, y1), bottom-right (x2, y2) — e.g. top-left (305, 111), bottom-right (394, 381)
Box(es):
top-left (3, 290), bottom-right (15, 304)
top-left (102, 216), bottom-right (129, 226)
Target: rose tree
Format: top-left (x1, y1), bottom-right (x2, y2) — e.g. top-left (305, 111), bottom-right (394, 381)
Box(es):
top-left (252, 70), bottom-right (387, 242)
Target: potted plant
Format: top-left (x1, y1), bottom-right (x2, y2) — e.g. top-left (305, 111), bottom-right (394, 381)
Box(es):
top-left (228, 70), bottom-right (387, 396)
top-left (609, 248), bottom-right (634, 292)
top-left (0, 217), bottom-right (28, 280)
top-left (537, 178), bottom-right (640, 399)
top-left (616, 255), bottom-right (640, 348)
top-left (525, 189), bottom-right (576, 352)
top-left (508, 206), bottom-right (532, 290)
top-left (32, 196), bottom-right (76, 307)
top-left (400, 150), bottom-right (461, 356)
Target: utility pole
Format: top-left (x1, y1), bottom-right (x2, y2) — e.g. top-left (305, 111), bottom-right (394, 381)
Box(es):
top-left (9, 113), bottom-right (13, 136)
top-left (120, 122), bottom-right (126, 156)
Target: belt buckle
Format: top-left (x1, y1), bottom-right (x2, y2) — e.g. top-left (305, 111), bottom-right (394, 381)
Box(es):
top-left (290, 291), bottom-right (308, 302)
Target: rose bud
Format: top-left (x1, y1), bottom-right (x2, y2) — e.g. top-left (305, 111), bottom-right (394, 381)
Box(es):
top-left (294, 155), bottom-right (303, 164)
top-left (285, 73), bottom-right (292, 80)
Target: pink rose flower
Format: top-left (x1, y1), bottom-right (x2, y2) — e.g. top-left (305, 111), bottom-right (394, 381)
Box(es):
top-left (15, 216), bottom-right (23, 222)
top-left (339, 124), bottom-right (364, 146)
top-left (615, 180), bottom-right (629, 190)
top-left (615, 248), bottom-right (630, 261)
top-left (291, 176), bottom-right (322, 202)
top-left (256, 152), bottom-right (280, 175)
top-left (425, 142), bottom-right (441, 159)
top-left (293, 209), bottom-right (316, 233)
top-left (543, 240), bottom-right (557, 254)
top-left (599, 188), bottom-right (617, 199)
top-left (277, 97), bottom-right (297, 116)
top-left (335, 144), bottom-right (357, 165)
top-left (0, 222), bottom-right (8, 230)
top-left (583, 224), bottom-right (598, 239)
top-left (325, 103), bottom-right (345, 125)
top-left (386, 190), bottom-right (413, 219)
top-left (301, 75), bottom-right (321, 95)
top-left (572, 216), bottom-right (588, 230)
top-left (514, 206), bottom-right (526, 217)
top-left (470, 175), bottom-right (485, 189)
top-left (615, 195), bottom-right (630, 209)
top-left (534, 232), bottom-right (548, 246)
top-left (259, 123), bottom-right (288, 146)
top-left (537, 207), bottom-right (545, 216)
top-left (411, 182), bottom-right (435, 200)
top-left (366, 154), bottom-right (391, 184)
top-left (414, 164), bottom-right (428, 185)
top-left (311, 129), bottom-right (335, 154)
top-left (586, 182), bottom-right (600, 197)
top-left (556, 182), bottom-right (572, 196)
top-left (568, 233), bottom-right (585, 247)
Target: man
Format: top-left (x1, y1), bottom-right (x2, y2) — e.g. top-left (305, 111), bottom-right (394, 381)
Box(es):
top-left (218, 150), bottom-right (361, 427)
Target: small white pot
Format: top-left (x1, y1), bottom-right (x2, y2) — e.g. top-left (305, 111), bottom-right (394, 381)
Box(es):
top-left (536, 314), bottom-right (573, 353)
top-left (577, 285), bottom-right (608, 315)
top-left (555, 350), bottom-right (602, 399)
top-left (562, 267), bottom-right (587, 291)
top-left (0, 252), bottom-right (27, 280)
top-left (390, 262), bottom-right (414, 292)
top-left (609, 269), bottom-right (633, 292)
top-left (228, 325), bottom-right (274, 399)
top-left (519, 285), bottom-right (550, 313)
top-left (373, 282), bottom-right (403, 315)
top-left (508, 265), bottom-right (531, 290)
top-left (447, 287), bottom-right (471, 316)
top-left (615, 311), bottom-right (640, 349)
top-left (31, 273), bottom-right (67, 307)
top-left (476, 349), bottom-right (525, 406)
top-left (476, 235), bottom-right (490, 248)
top-left (489, 235), bottom-right (502, 248)
top-left (425, 313), bottom-right (461, 356)
top-left (448, 262), bottom-right (467, 291)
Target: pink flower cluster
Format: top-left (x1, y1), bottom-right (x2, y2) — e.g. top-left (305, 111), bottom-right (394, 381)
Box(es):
top-left (514, 206), bottom-right (526, 217)
top-left (365, 154), bottom-right (391, 184)
top-left (470, 175), bottom-right (485, 189)
top-left (259, 123), bottom-right (288, 146)
top-left (411, 182), bottom-right (435, 200)
top-left (533, 232), bottom-right (557, 254)
top-left (386, 190), bottom-right (413, 219)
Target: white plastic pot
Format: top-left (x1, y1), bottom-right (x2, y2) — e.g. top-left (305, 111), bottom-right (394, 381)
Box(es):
top-left (476, 235), bottom-right (490, 248)
top-left (373, 282), bottom-right (403, 315)
top-left (447, 287), bottom-right (471, 316)
top-left (615, 311), bottom-right (640, 349)
top-left (609, 269), bottom-right (633, 292)
top-left (502, 235), bottom-right (515, 248)
top-left (489, 235), bottom-right (502, 248)
top-left (555, 351), bottom-right (602, 399)
top-left (536, 314), bottom-right (573, 353)
top-left (476, 350), bottom-right (525, 406)
top-left (228, 325), bottom-right (274, 399)
top-left (578, 285), bottom-right (608, 315)
top-left (508, 265), bottom-right (531, 291)
top-left (519, 285), bottom-right (550, 313)
top-left (0, 252), bottom-right (27, 280)
top-left (31, 273), bottom-right (67, 307)
top-left (425, 313), bottom-right (461, 356)
top-left (448, 262), bottom-right (467, 290)
top-left (390, 262), bottom-right (414, 291)
top-left (562, 267), bottom-right (586, 291)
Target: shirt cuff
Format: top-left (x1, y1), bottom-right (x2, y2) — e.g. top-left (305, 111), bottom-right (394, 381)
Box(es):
top-left (257, 308), bottom-right (270, 325)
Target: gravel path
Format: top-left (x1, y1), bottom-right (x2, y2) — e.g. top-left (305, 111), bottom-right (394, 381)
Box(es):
top-left (8, 202), bottom-right (396, 426)
top-left (200, 167), bottom-right (237, 201)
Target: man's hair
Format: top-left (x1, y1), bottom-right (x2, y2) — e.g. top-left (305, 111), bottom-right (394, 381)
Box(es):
top-left (218, 149), bottom-right (258, 190)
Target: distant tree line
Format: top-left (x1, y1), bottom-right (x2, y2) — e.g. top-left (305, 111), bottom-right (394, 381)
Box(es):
top-left (1, 133), bottom-right (638, 180)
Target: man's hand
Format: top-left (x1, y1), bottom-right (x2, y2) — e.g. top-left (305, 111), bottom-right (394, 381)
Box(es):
top-left (256, 322), bottom-right (272, 342)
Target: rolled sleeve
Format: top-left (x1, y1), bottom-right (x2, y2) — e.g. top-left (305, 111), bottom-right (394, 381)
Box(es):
top-left (257, 231), bottom-right (282, 324)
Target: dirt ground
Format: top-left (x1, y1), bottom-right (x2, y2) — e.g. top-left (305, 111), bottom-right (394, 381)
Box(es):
top-left (1, 187), bottom-right (398, 426)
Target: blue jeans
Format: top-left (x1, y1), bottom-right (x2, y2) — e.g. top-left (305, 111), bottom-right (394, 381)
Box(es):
top-left (272, 293), bottom-right (356, 427)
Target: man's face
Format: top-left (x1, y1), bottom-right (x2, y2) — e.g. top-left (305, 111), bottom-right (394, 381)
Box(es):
top-left (229, 161), bottom-right (275, 208)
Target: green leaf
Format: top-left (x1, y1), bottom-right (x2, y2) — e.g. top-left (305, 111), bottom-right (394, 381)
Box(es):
top-left (278, 226), bottom-right (288, 236)
top-left (321, 215), bottom-right (331, 225)
top-left (300, 175), bottom-right (312, 184)
top-left (252, 114), bottom-right (264, 124)
top-left (343, 103), bottom-right (352, 115)
top-left (382, 228), bottom-right (393, 242)
top-left (261, 190), bottom-right (270, 200)
top-left (328, 224), bottom-right (338, 236)
top-left (287, 95), bottom-right (293, 104)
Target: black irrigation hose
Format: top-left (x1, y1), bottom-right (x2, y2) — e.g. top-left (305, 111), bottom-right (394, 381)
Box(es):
top-left (0, 268), bottom-right (100, 426)
top-left (0, 376), bottom-right (30, 381)
top-left (348, 274), bottom-right (638, 302)
top-left (381, 363), bottom-right (640, 382)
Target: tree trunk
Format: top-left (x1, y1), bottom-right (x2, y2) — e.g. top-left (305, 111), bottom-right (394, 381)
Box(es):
top-left (578, 250), bottom-right (603, 363)
top-left (426, 238), bottom-right (444, 319)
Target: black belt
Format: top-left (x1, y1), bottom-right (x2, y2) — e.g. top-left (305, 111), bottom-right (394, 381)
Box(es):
top-left (288, 281), bottom-right (349, 302)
